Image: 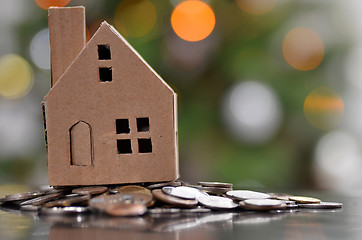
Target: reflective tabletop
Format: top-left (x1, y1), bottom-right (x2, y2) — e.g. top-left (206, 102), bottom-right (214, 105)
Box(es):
top-left (0, 186), bottom-right (359, 240)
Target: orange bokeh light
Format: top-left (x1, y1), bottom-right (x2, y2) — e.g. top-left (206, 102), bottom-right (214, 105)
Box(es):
top-left (283, 28), bottom-right (324, 71)
top-left (304, 87), bottom-right (344, 131)
top-left (34, 0), bottom-right (71, 10)
top-left (171, 0), bottom-right (216, 42)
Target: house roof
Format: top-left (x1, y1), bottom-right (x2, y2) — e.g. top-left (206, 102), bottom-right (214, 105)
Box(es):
top-left (45, 21), bottom-right (175, 100)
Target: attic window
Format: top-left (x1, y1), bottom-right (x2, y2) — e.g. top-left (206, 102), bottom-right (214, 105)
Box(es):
top-left (99, 67), bottom-right (112, 82)
top-left (116, 119), bottom-right (130, 134)
top-left (137, 117), bottom-right (150, 132)
top-left (98, 45), bottom-right (111, 60)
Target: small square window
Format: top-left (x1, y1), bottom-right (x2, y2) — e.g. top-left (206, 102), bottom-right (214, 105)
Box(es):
top-left (137, 117), bottom-right (150, 132)
top-left (138, 138), bottom-right (152, 153)
top-left (117, 139), bottom-right (132, 154)
top-left (99, 67), bottom-right (112, 82)
top-left (98, 45), bottom-right (111, 60)
top-left (116, 119), bottom-right (130, 134)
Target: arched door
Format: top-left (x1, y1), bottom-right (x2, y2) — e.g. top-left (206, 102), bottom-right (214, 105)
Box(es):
top-left (70, 121), bottom-right (93, 166)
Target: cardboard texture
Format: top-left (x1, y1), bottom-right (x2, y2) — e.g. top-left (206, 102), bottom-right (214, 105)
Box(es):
top-left (43, 7), bottom-right (179, 186)
top-left (48, 7), bottom-right (86, 86)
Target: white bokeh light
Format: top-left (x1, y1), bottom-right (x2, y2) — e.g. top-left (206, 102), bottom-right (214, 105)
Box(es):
top-left (29, 28), bottom-right (50, 70)
top-left (222, 81), bottom-right (282, 144)
top-left (0, 99), bottom-right (42, 159)
top-left (314, 130), bottom-right (362, 193)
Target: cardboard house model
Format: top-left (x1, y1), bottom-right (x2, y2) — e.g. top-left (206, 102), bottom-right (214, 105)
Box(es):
top-left (42, 7), bottom-right (179, 186)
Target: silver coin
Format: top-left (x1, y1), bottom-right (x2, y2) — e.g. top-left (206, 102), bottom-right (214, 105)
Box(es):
top-left (284, 204), bottom-right (299, 209)
top-left (176, 186), bottom-right (209, 199)
top-left (108, 186), bottom-right (122, 194)
top-left (198, 182), bottom-right (233, 188)
top-left (41, 206), bottom-right (90, 215)
top-left (283, 200), bottom-right (296, 205)
top-left (226, 190), bottom-right (270, 200)
top-left (181, 207), bottom-right (212, 214)
top-left (162, 187), bottom-right (196, 200)
top-left (197, 195), bottom-right (238, 209)
top-left (152, 189), bottom-right (198, 208)
top-left (240, 199), bottom-right (287, 211)
top-left (298, 202), bottom-right (343, 209)
top-left (148, 208), bottom-right (181, 215)
top-left (20, 205), bottom-right (41, 211)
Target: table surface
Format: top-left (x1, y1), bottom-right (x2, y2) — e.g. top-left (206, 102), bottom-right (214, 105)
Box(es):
top-left (0, 186), bottom-right (359, 240)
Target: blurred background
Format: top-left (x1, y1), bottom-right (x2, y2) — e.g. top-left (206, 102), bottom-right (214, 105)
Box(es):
top-left (0, 0), bottom-right (361, 193)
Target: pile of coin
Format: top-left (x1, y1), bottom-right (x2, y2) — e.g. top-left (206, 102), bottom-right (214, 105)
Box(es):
top-left (0, 181), bottom-right (342, 217)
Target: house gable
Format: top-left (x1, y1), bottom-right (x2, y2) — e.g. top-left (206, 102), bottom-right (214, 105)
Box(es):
top-left (45, 21), bottom-right (175, 101)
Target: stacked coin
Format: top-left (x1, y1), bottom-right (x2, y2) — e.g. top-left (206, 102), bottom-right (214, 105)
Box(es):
top-left (0, 181), bottom-right (343, 217)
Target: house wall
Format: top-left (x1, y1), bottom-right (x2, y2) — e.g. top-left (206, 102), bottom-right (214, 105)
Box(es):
top-left (44, 24), bottom-right (178, 186)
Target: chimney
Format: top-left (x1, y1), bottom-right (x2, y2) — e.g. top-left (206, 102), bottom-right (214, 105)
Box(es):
top-left (48, 7), bottom-right (86, 87)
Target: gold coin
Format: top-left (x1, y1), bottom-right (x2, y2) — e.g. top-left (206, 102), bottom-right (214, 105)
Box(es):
top-left (289, 196), bottom-right (321, 204)
top-left (198, 182), bottom-right (233, 188)
top-left (191, 185), bottom-right (232, 194)
top-left (118, 185), bottom-right (151, 197)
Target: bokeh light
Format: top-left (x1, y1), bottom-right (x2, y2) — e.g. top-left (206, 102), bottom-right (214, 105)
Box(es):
top-left (304, 87), bottom-right (344, 131)
top-left (314, 131), bottom-right (362, 192)
top-left (304, 87), bottom-right (344, 130)
top-left (0, 99), bottom-right (42, 159)
top-left (34, 0), bottom-right (71, 10)
top-left (283, 28), bottom-right (324, 71)
top-left (114, 0), bottom-right (157, 38)
top-left (223, 81), bottom-right (282, 145)
top-left (29, 28), bottom-right (50, 70)
top-left (171, 0), bottom-right (215, 42)
top-left (0, 54), bottom-right (34, 99)
top-left (236, 0), bottom-right (278, 15)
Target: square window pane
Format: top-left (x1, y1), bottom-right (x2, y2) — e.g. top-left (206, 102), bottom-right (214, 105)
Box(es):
top-left (137, 117), bottom-right (150, 132)
top-left (116, 119), bottom-right (130, 134)
top-left (138, 138), bottom-right (152, 153)
top-left (99, 67), bottom-right (112, 82)
top-left (117, 139), bottom-right (132, 154)
top-left (98, 45), bottom-right (111, 60)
